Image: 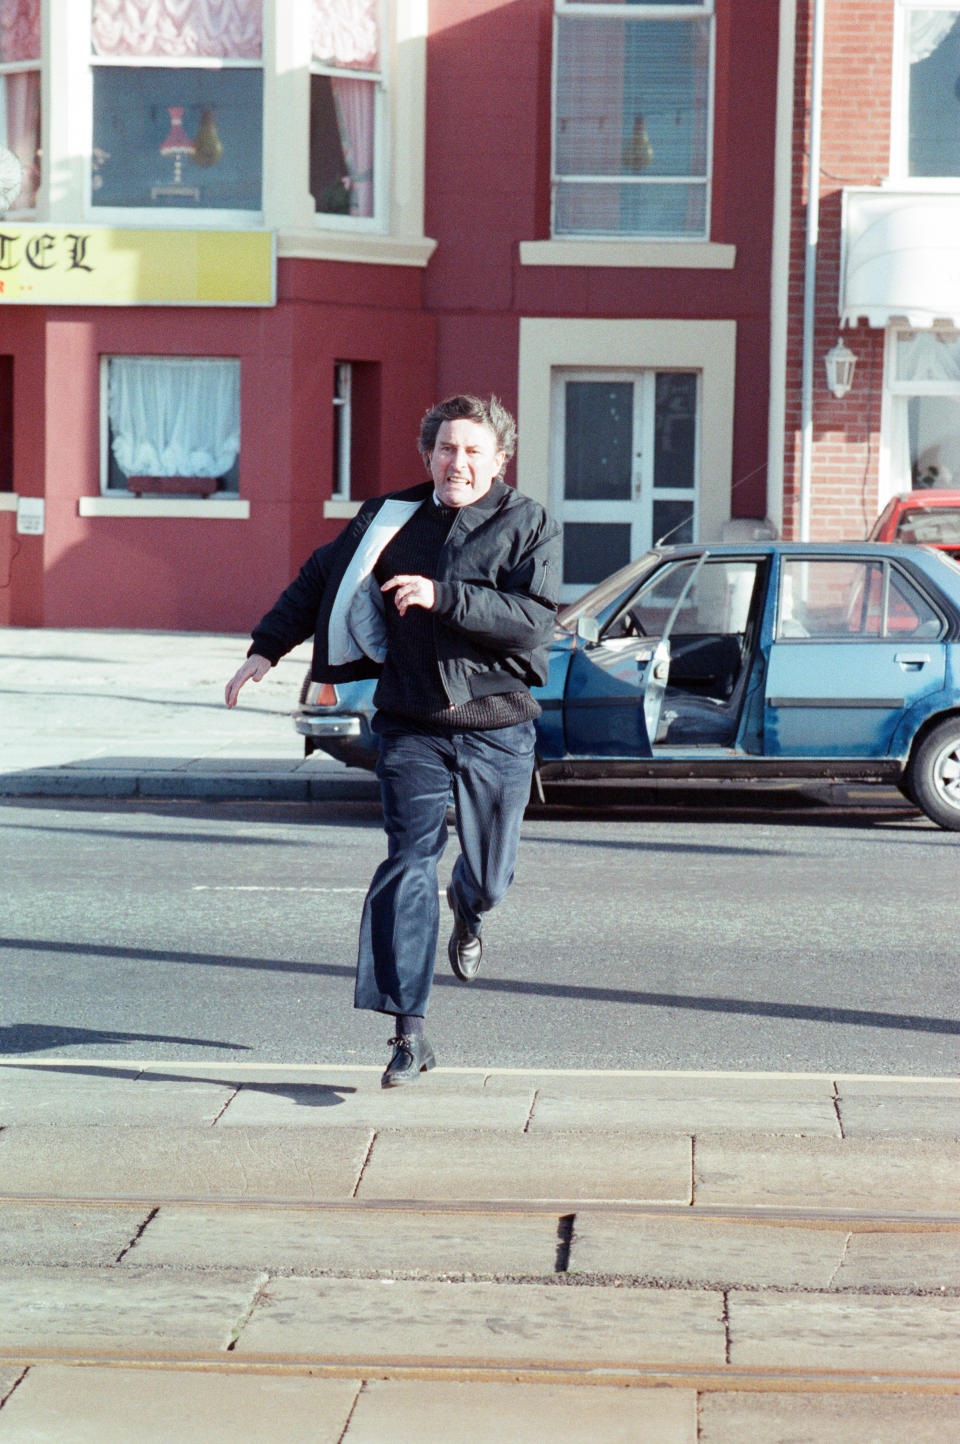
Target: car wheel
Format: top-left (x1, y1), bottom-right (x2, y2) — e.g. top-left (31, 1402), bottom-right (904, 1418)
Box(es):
top-left (906, 717), bottom-right (960, 830)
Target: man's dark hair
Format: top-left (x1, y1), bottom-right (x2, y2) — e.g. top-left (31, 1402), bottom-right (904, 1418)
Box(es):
top-left (418, 394), bottom-right (517, 477)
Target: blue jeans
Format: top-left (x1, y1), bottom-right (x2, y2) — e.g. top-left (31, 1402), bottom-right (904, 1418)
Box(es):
top-left (355, 717), bottom-right (536, 1017)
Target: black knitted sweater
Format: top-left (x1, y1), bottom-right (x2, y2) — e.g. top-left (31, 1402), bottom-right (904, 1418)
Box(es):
top-left (372, 497), bottom-right (540, 731)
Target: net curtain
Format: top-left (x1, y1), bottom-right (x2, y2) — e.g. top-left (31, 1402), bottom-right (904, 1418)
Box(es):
top-left (91, 0), bottom-right (263, 58)
top-left (0, 0), bottom-right (40, 209)
top-left (891, 333), bottom-right (960, 491)
top-left (109, 359), bottom-right (240, 480)
top-left (909, 9), bottom-right (959, 63)
top-left (312, 0), bottom-right (378, 218)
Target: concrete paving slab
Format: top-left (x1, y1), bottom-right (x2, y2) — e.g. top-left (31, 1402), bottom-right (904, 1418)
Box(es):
top-left (836, 1230), bottom-right (960, 1290)
top-left (568, 1214), bottom-right (848, 1288)
top-left (127, 1204), bottom-right (564, 1277)
top-left (355, 1129), bottom-right (693, 1203)
top-left (137, 1064), bottom-right (383, 1090)
top-left (0, 1068), bottom-right (234, 1126)
top-left (0, 1126), bottom-right (374, 1201)
top-left (485, 1073), bottom-right (838, 1099)
top-left (694, 1134), bottom-right (960, 1213)
top-left (234, 1277), bottom-right (726, 1367)
top-left (219, 1079), bottom-right (535, 1130)
top-left (0, 1366), bottom-right (359, 1443)
top-left (0, 1205), bottom-right (152, 1266)
top-left (0, 1267), bottom-right (263, 1354)
top-left (835, 1077), bottom-right (960, 1096)
top-left (347, 1379), bottom-right (697, 1444)
top-left (528, 1091), bottom-right (840, 1136)
top-left (837, 1095), bottom-right (960, 1137)
top-left (698, 1391), bottom-right (960, 1443)
top-left (727, 1291), bottom-right (960, 1372)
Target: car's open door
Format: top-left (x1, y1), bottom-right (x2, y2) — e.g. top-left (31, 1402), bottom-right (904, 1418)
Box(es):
top-left (561, 554), bottom-right (708, 757)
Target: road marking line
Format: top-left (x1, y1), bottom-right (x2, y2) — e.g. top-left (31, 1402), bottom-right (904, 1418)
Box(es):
top-left (192, 885), bottom-right (367, 893)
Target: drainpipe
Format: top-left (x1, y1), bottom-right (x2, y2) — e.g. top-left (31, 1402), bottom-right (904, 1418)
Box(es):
top-left (798, 0), bottom-right (826, 542)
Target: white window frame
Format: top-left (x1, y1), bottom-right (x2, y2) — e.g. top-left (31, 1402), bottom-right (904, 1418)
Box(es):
top-left (879, 325), bottom-right (960, 504)
top-left (890, 0), bottom-right (960, 188)
top-left (40, 1), bottom-right (434, 262)
top-left (551, 0), bottom-right (715, 242)
top-left (86, 10), bottom-right (264, 228)
top-left (332, 360), bottom-right (352, 498)
top-left (309, 0), bottom-right (386, 232)
top-left (97, 354), bottom-right (242, 498)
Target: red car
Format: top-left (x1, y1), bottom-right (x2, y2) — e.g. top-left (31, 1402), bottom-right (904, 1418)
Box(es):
top-left (868, 490), bottom-right (960, 560)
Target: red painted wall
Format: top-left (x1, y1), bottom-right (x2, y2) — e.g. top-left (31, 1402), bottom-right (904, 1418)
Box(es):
top-left (3, 0), bottom-right (785, 630)
top-left (3, 261), bottom-right (435, 630)
top-left (424, 0), bottom-right (781, 522)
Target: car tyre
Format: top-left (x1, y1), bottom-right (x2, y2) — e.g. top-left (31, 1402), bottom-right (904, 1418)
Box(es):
top-left (906, 716), bottom-right (960, 830)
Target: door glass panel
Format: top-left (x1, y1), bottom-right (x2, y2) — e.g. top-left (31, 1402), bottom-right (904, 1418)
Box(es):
top-left (654, 372), bottom-right (697, 487)
top-left (607, 558), bottom-right (758, 641)
top-left (652, 498), bottom-right (694, 546)
top-left (564, 381), bottom-right (633, 500)
top-left (607, 557), bottom-right (697, 637)
top-left (563, 522), bottom-right (632, 586)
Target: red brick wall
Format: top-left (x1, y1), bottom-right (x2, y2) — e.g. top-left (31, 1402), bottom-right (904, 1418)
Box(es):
top-left (782, 0), bottom-right (892, 540)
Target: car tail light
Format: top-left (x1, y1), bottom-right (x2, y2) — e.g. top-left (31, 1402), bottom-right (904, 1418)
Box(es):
top-left (299, 677), bottom-right (339, 707)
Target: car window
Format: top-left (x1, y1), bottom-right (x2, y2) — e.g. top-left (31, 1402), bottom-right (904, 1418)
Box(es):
top-left (555, 552), bottom-right (661, 632)
top-left (896, 507), bottom-right (960, 545)
top-left (778, 559), bottom-right (944, 639)
top-left (605, 558), bottom-right (759, 640)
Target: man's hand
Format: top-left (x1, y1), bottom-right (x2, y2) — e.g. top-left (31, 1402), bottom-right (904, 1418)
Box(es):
top-left (382, 574), bottom-right (436, 616)
top-left (224, 654), bottom-right (272, 708)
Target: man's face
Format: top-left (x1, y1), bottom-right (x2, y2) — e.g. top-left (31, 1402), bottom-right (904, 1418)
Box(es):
top-left (429, 418), bottom-right (505, 508)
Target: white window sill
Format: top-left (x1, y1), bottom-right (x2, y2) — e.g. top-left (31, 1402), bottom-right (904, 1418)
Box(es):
top-left (519, 240), bottom-right (737, 270)
top-left (323, 498), bottom-right (363, 519)
top-left (78, 496), bottom-right (250, 519)
top-left (278, 229), bottom-right (437, 268)
top-left (0, 491), bottom-right (17, 511)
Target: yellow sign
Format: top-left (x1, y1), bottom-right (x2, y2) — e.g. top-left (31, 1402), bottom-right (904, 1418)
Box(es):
top-left (0, 225), bottom-right (275, 305)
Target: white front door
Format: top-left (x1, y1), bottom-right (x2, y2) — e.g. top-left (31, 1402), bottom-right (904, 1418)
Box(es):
top-left (550, 369), bottom-right (700, 602)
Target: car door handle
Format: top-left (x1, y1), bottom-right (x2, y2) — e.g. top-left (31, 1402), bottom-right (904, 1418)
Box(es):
top-left (894, 651), bottom-right (930, 668)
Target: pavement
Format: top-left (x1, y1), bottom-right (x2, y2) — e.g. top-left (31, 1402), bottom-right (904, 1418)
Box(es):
top-left (1, 627), bottom-right (958, 1442)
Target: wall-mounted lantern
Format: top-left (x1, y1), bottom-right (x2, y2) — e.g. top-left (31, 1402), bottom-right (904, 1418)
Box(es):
top-left (824, 337), bottom-right (858, 398)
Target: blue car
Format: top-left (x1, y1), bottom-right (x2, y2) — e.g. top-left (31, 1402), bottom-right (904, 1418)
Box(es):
top-left (296, 541), bottom-right (960, 830)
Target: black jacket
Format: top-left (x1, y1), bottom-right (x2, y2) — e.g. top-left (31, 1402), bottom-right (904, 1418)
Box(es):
top-left (249, 479), bottom-right (562, 706)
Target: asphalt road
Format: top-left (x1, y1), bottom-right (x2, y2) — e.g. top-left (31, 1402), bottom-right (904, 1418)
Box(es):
top-left (2, 792), bottom-right (958, 1075)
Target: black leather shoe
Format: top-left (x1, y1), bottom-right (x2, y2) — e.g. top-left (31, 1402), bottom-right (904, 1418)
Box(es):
top-left (381, 1034), bottom-right (436, 1088)
top-left (447, 884), bottom-right (482, 981)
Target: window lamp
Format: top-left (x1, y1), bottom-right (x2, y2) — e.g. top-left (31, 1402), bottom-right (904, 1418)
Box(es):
top-left (89, 0), bottom-right (263, 214)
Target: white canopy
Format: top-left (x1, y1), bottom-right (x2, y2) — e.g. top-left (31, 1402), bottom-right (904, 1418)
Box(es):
top-left (840, 188), bottom-right (960, 329)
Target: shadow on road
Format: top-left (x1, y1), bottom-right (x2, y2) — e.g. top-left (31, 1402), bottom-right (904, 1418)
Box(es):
top-left (2, 938), bottom-right (957, 1037)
